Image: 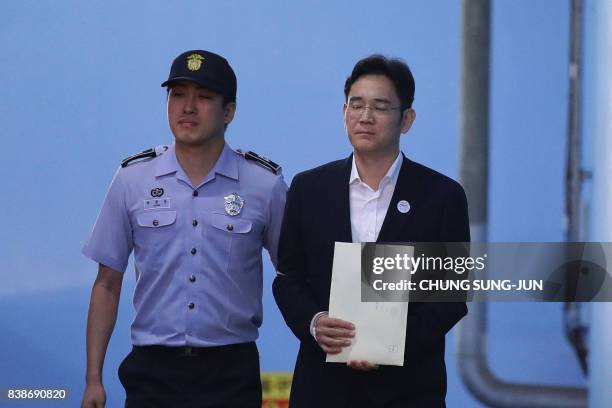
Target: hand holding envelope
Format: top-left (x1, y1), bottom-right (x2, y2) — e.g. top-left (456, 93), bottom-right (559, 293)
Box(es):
top-left (324, 242), bottom-right (412, 367)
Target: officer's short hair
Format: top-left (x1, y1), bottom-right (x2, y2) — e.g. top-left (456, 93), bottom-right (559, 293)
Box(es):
top-left (344, 54), bottom-right (415, 111)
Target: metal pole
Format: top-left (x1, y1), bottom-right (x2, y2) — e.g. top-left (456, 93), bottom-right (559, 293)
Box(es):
top-left (563, 0), bottom-right (588, 377)
top-left (459, 0), bottom-right (489, 244)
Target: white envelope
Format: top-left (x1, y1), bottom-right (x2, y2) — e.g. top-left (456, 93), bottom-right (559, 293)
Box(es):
top-left (326, 242), bottom-right (411, 366)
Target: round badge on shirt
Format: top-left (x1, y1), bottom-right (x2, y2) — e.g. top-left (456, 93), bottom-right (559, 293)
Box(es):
top-left (397, 200), bottom-right (411, 214)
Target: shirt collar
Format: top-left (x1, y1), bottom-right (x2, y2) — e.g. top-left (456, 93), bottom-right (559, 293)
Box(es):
top-left (349, 151), bottom-right (403, 188)
top-left (213, 143), bottom-right (239, 180)
top-left (386, 151), bottom-right (402, 185)
top-left (155, 143), bottom-right (179, 177)
top-left (155, 143), bottom-right (239, 180)
top-left (349, 156), bottom-right (360, 185)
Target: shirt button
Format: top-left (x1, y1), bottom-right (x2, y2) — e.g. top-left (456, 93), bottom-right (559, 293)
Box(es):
top-left (188, 302), bottom-right (195, 309)
top-left (190, 248), bottom-right (197, 255)
top-left (193, 190), bottom-right (199, 197)
top-left (152, 220), bottom-right (159, 227)
top-left (192, 219), bottom-right (198, 227)
top-left (226, 224), bottom-right (234, 231)
top-left (189, 275), bottom-right (196, 283)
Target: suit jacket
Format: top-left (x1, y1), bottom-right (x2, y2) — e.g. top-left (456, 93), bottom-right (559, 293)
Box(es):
top-left (273, 154), bottom-right (470, 408)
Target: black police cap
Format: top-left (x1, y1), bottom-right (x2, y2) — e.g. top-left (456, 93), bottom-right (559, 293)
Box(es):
top-left (161, 50), bottom-right (237, 102)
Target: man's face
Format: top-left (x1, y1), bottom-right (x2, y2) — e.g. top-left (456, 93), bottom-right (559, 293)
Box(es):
top-left (167, 81), bottom-right (235, 147)
top-left (343, 74), bottom-right (415, 156)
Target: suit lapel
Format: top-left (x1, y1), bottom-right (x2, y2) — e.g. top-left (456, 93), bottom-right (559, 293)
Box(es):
top-left (377, 155), bottom-right (418, 243)
top-left (333, 155), bottom-right (353, 243)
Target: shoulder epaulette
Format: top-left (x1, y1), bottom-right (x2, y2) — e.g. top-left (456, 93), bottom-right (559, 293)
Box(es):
top-left (121, 145), bottom-right (169, 168)
top-left (241, 150), bottom-right (281, 174)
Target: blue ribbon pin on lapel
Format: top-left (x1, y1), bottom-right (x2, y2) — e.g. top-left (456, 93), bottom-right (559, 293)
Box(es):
top-left (397, 200), bottom-right (410, 214)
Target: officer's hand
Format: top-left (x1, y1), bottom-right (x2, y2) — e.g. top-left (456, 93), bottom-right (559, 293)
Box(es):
top-left (348, 360), bottom-right (379, 371)
top-left (81, 382), bottom-right (106, 408)
top-left (314, 315), bottom-right (355, 354)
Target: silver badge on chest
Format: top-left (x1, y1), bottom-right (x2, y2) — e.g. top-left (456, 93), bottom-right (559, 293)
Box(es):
top-left (224, 193), bottom-right (245, 216)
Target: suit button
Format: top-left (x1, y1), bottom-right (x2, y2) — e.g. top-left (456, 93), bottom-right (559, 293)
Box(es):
top-left (189, 275), bottom-right (196, 283)
top-left (193, 190), bottom-right (199, 197)
top-left (188, 302), bottom-right (195, 309)
top-left (226, 224), bottom-right (234, 231)
top-left (190, 248), bottom-right (197, 255)
top-left (192, 219), bottom-right (198, 227)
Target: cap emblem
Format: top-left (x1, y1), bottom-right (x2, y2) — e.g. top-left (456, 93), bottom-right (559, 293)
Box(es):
top-left (186, 54), bottom-right (205, 71)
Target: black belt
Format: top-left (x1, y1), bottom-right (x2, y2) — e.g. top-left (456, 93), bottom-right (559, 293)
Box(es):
top-left (133, 342), bottom-right (256, 357)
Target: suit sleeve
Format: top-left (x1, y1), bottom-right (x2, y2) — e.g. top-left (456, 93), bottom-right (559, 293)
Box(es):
top-left (405, 183), bottom-right (470, 351)
top-left (272, 174), bottom-right (323, 342)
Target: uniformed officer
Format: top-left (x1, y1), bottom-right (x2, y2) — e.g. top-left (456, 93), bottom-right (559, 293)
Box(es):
top-left (81, 50), bottom-right (287, 408)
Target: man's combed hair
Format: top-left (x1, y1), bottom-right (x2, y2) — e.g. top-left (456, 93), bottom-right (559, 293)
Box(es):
top-left (344, 54), bottom-right (415, 111)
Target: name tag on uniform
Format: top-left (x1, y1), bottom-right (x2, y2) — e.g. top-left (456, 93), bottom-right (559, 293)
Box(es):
top-left (144, 198), bottom-right (171, 210)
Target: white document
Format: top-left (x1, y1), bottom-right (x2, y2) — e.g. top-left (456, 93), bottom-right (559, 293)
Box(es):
top-left (326, 242), bottom-right (411, 366)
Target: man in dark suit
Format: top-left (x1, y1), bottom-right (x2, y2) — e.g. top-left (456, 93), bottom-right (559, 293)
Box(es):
top-left (273, 55), bottom-right (470, 407)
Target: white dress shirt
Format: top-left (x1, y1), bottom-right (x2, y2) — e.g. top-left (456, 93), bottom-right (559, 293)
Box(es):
top-left (349, 152), bottom-right (402, 243)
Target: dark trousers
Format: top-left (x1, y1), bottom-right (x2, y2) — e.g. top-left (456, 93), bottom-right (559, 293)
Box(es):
top-left (345, 372), bottom-right (446, 408)
top-left (118, 342), bottom-right (262, 408)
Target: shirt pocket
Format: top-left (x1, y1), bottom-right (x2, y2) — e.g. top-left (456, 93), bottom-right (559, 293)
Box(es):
top-left (210, 213), bottom-right (252, 234)
top-left (133, 211), bottom-right (178, 255)
top-left (204, 213), bottom-right (262, 273)
top-left (136, 211), bottom-right (177, 228)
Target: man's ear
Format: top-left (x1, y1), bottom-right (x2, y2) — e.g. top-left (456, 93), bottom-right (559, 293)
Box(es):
top-left (400, 109), bottom-right (416, 134)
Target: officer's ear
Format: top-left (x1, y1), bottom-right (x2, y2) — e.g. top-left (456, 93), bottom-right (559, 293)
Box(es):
top-left (224, 102), bottom-right (236, 126)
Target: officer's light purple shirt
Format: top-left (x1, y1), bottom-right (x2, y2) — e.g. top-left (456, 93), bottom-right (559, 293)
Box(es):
top-left (82, 143), bottom-right (287, 347)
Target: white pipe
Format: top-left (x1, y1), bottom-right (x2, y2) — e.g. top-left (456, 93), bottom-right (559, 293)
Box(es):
top-left (587, 0), bottom-right (612, 406)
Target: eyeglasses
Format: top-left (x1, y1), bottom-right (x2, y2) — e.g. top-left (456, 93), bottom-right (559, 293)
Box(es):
top-left (346, 102), bottom-right (401, 117)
